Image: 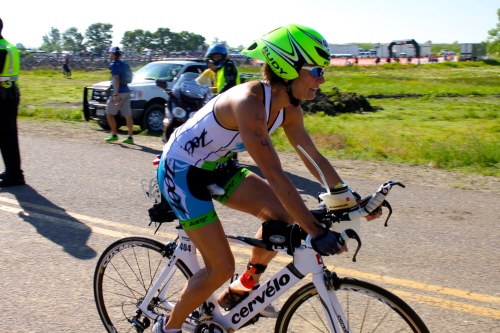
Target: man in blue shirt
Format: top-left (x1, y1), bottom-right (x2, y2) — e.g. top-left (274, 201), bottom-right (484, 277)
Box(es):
top-left (104, 46), bottom-right (134, 144)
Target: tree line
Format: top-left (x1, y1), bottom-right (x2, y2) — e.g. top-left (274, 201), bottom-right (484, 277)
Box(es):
top-left (487, 8), bottom-right (500, 54)
top-left (24, 8), bottom-right (500, 56)
top-left (32, 23), bottom-right (221, 56)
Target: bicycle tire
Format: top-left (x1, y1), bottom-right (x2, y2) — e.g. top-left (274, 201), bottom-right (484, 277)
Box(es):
top-left (93, 236), bottom-right (191, 333)
top-left (275, 277), bottom-right (429, 333)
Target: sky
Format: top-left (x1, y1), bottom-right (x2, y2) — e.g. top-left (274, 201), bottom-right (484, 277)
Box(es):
top-left (1, 0), bottom-right (498, 49)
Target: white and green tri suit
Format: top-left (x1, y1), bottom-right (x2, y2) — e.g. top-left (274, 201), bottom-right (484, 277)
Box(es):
top-left (158, 82), bottom-right (285, 230)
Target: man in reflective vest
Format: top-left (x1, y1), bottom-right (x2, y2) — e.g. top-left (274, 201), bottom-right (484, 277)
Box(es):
top-left (205, 44), bottom-right (240, 94)
top-left (0, 18), bottom-right (25, 187)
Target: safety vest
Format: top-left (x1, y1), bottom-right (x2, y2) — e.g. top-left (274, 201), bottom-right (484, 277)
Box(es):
top-left (0, 38), bottom-right (20, 85)
top-left (216, 61), bottom-right (240, 93)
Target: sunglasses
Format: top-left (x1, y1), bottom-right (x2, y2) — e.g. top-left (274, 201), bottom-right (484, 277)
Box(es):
top-left (302, 66), bottom-right (326, 77)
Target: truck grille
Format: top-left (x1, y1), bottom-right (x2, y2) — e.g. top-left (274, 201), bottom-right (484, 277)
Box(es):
top-left (92, 89), bottom-right (110, 102)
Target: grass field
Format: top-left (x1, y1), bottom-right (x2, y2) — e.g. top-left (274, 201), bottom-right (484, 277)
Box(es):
top-left (16, 61), bottom-right (500, 177)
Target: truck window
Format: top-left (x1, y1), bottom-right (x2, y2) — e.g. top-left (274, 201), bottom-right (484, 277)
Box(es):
top-left (184, 65), bottom-right (205, 74)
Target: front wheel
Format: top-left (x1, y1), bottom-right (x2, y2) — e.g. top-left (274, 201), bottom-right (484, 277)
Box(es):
top-left (94, 237), bottom-right (191, 333)
top-left (275, 278), bottom-right (429, 333)
top-left (97, 120), bottom-right (111, 131)
top-left (142, 103), bottom-right (165, 133)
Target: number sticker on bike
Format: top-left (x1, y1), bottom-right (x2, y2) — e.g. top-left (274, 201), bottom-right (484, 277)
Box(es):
top-left (179, 242), bottom-right (196, 255)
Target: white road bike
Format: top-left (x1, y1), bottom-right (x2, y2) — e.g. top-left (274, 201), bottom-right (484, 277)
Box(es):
top-left (94, 150), bottom-right (429, 333)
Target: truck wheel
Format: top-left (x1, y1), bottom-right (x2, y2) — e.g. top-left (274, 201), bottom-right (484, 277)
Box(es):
top-left (98, 117), bottom-right (125, 131)
top-left (98, 121), bottom-right (111, 131)
top-left (142, 103), bottom-right (165, 134)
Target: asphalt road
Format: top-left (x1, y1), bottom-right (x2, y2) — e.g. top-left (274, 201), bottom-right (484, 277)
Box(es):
top-left (0, 128), bottom-right (498, 332)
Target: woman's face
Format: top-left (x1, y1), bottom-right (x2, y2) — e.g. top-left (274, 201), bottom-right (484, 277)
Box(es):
top-left (291, 65), bottom-right (326, 101)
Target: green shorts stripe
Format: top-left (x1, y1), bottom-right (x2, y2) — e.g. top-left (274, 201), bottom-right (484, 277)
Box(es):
top-left (180, 210), bottom-right (219, 230)
top-left (213, 167), bottom-right (252, 205)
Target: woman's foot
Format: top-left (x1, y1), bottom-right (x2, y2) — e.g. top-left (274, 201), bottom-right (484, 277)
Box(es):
top-left (152, 315), bottom-right (182, 333)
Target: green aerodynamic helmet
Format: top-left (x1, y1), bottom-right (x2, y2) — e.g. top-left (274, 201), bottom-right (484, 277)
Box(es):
top-left (241, 24), bottom-right (330, 80)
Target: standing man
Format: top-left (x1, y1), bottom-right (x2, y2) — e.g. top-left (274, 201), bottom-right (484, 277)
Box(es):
top-left (0, 18), bottom-right (25, 187)
top-left (205, 44), bottom-right (240, 94)
top-left (62, 54), bottom-right (71, 78)
top-left (104, 46), bottom-right (134, 144)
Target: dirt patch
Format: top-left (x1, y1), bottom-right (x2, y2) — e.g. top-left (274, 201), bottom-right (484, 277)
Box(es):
top-left (301, 88), bottom-right (382, 116)
top-left (17, 120), bottom-right (500, 194)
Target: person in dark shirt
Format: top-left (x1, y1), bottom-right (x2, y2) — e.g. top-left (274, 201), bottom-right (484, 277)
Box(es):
top-left (62, 54), bottom-right (71, 78)
top-left (0, 17), bottom-right (25, 187)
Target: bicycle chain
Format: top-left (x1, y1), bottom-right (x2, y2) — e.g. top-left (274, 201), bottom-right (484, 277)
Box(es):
top-left (194, 318), bottom-right (228, 333)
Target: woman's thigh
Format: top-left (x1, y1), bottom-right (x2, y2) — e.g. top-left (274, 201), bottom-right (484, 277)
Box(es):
top-left (225, 173), bottom-right (293, 223)
top-left (185, 219), bottom-right (234, 273)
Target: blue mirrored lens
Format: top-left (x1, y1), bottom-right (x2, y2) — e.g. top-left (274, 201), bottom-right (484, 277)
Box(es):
top-left (311, 67), bottom-right (325, 77)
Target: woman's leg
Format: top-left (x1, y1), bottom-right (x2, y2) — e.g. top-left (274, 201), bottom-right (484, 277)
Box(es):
top-left (224, 173), bottom-right (293, 283)
top-left (166, 219), bottom-right (235, 330)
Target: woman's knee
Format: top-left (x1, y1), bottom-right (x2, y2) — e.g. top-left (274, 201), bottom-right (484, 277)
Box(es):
top-left (207, 258), bottom-right (235, 282)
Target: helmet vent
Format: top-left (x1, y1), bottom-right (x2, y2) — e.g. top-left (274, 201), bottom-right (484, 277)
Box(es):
top-left (247, 42), bottom-right (258, 51)
top-left (315, 46), bottom-right (330, 62)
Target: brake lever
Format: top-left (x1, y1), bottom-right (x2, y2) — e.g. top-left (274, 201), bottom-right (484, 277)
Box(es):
top-left (381, 200), bottom-right (393, 227)
top-left (379, 181), bottom-right (404, 226)
top-left (341, 228), bottom-right (362, 262)
top-left (385, 180), bottom-right (406, 190)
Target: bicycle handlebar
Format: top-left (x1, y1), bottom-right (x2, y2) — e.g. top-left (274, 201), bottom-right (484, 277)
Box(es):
top-left (311, 180), bottom-right (406, 261)
top-left (348, 180), bottom-right (405, 221)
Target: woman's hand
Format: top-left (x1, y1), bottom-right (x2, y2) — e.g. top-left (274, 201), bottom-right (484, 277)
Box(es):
top-left (365, 208), bottom-right (383, 221)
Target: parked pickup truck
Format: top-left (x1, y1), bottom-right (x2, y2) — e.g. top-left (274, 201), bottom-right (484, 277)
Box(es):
top-left (83, 58), bottom-right (207, 133)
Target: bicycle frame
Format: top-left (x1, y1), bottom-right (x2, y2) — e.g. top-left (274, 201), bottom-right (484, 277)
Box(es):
top-left (137, 228), bottom-right (350, 333)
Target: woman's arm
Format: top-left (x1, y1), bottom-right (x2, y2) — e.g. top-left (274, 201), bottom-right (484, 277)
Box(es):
top-left (232, 92), bottom-right (324, 238)
top-left (282, 105), bottom-right (343, 188)
top-left (283, 105), bottom-right (383, 222)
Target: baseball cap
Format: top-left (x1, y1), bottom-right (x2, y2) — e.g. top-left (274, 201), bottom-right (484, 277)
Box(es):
top-left (109, 46), bottom-right (121, 53)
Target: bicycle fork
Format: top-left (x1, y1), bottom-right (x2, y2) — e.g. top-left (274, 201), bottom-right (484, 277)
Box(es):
top-left (312, 268), bottom-right (351, 333)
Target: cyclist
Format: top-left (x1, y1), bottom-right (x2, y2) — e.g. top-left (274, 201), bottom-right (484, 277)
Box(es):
top-left (154, 24), bottom-right (378, 333)
top-left (205, 43), bottom-right (240, 94)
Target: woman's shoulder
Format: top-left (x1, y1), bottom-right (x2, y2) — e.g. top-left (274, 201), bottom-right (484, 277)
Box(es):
top-left (230, 81), bottom-right (264, 102)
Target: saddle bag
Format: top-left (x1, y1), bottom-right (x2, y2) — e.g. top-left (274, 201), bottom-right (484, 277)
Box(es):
top-left (148, 192), bottom-right (177, 233)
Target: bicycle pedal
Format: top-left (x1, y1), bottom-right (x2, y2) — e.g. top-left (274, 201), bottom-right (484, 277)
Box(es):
top-left (130, 316), bottom-right (150, 332)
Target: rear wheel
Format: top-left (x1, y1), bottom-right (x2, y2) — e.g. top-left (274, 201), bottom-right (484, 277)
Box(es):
top-left (275, 278), bottom-right (429, 333)
top-left (94, 237), bottom-right (190, 333)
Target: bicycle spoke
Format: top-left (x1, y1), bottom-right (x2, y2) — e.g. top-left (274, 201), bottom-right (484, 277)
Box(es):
top-left (311, 296), bottom-right (329, 332)
top-left (359, 292), bottom-right (369, 332)
top-left (118, 249), bottom-right (149, 294)
top-left (108, 259), bottom-right (145, 300)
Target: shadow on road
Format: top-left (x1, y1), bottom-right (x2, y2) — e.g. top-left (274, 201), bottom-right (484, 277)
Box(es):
top-left (117, 142), bottom-right (162, 156)
top-left (5, 185), bottom-right (97, 260)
